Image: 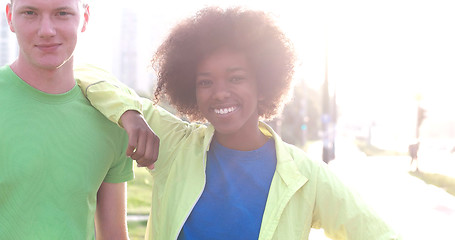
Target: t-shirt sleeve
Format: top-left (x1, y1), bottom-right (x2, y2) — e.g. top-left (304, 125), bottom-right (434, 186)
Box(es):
top-left (74, 64), bottom-right (143, 126)
top-left (104, 131), bottom-right (134, 183)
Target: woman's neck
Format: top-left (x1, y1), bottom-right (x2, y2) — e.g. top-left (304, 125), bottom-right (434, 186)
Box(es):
top-left (214, 126), bottom-right (269, 151)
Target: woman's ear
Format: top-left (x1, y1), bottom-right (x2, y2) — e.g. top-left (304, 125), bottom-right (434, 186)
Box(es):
top-left (258, 94), bottom-right (265, 101)
top-left (257, 88), bottom-right (265, 101)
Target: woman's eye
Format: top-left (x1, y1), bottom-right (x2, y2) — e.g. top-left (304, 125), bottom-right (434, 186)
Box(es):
top-left (231, 76), bottom-right (245, 83)
top-left (197, 79), bottom-right (212, 87)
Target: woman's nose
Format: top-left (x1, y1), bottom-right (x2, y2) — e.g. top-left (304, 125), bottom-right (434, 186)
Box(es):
top-left (212, 82), bottom-right (231, 100)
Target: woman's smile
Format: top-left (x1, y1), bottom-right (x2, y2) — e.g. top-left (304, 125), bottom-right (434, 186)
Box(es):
top-left (213, 105), bottom-right (239, 115)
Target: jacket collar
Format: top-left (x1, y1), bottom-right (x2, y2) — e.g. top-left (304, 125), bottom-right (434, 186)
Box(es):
top-left (203, 124), bottom-right (215, 152)
top-left (205, 121), bottom-right (308, 186)
top-left (258, 121), bottom-right (308, 187)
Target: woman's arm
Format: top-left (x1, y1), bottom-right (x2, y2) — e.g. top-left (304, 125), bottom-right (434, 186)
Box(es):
top-left (74, 64), bottom-right (158, 168)
top-left (74, 64), bottom-right (143, 125)
top-left (312, 165), bottom-right (401, 239)
top-left (74, 64), bottom-right (202, 172)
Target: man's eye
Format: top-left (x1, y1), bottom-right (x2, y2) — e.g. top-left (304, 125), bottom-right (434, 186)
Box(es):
top-left (23, 11), bottom-right (35, 15)
top-left (57, 11), bottom-right (70, 16)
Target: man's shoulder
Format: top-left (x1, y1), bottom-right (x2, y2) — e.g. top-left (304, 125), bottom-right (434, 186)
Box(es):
top-left (0, 66), bottom-right (20, 102)
top-left (0, 65), bottom-right (12, 83)
top-left (81, 103), bottom-right (127, 136)
top-left (66, 94), bottom-right (128, 143)
top-left (0, 65), bottom-right (9, 72)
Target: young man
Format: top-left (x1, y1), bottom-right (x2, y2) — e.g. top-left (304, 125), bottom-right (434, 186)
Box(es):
top-left (0, 0), bottom-right (157, 238)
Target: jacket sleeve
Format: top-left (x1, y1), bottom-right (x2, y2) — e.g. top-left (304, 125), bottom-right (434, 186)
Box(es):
top-left (73, 64), bottom-right (203, 174)
top-left (312, 164), bottom-right (401, 240)
top-left (74, 64), bottom-right (143, 126)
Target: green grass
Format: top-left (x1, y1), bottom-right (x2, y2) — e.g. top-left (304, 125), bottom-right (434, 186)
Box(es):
top-left (127, 166), bottom-right (153, 239)
top-left (409, 170), bottom-right (455, 196)
top-left (128, 220), bottom-right (148, 240)
top-left (127, 166), bottom-right (153, 214)
top-left (354, 139), bottom-right (455, 197)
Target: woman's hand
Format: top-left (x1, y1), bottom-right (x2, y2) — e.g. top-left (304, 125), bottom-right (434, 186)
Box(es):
top-left (120, 110), bottom-right (159, 169)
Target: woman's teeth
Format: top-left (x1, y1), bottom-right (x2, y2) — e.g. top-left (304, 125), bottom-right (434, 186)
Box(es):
top-left (214, 107), bottom-right (236, 115)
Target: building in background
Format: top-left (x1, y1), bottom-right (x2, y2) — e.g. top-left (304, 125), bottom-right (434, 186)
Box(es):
top-left (0, 12), bottom-right (17, 66)
top-left (113, 7), bottom-right (156, 96)
top-left (75, 4), bottom-right (156, 96)
top-left (113, 8), bottom-right (139, 90)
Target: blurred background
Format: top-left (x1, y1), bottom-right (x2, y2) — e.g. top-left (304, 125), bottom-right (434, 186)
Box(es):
top-left (1, 0), bottom-right (454, 239)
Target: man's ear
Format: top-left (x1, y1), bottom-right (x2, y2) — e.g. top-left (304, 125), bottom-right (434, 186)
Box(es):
top-left (80, 4), bottom-right (90, 32)
top-left (6, 4), bottom-right (15, 33)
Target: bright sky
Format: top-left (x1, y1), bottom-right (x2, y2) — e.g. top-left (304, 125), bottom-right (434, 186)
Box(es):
top-left (2, 0), bottom-right (455, 139)
top-left (78, 0), bottom-right (455, 105)
top-left (77, 0), bottom-right (328, 81)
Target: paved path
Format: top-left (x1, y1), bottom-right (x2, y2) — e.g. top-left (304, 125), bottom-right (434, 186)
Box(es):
top-left (307, 138), bottom-right (455, 240)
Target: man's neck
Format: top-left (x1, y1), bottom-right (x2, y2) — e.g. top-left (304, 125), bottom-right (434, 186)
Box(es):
top-left (10, 59), bottom-right (76, 94)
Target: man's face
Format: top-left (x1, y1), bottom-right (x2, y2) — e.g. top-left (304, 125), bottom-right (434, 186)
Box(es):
top-left (6, 0), bottom-right (89, 70)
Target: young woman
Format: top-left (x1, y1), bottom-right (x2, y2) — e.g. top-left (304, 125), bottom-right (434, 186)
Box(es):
top-left (75, 7), bottom-right (399, 240)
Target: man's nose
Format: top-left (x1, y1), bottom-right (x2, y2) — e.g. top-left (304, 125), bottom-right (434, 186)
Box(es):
top-left (38, 16), bottom-right (56, 38)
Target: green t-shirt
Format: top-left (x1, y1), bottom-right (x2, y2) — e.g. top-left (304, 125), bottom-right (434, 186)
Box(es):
top-left (0, 65), bottom-right (133, 239)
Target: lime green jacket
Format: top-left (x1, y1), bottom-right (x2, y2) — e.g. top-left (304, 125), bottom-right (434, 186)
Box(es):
top-left (75, 65), bottom-right (400, 240)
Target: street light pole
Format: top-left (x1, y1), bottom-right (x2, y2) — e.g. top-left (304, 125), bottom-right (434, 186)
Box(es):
top-left (322, 41), bottom-right (336, 163)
